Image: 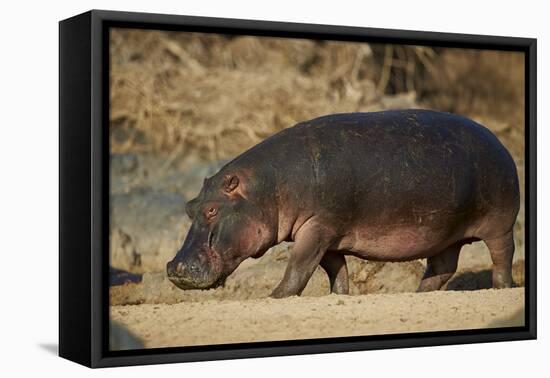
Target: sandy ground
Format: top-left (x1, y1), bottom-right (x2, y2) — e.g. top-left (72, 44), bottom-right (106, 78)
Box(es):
top-left (111, 288), bottom-right (524, 349)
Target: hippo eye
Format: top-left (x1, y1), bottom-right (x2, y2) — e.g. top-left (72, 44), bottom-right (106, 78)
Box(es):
top-left (206, 207), bottom-right (218, 219)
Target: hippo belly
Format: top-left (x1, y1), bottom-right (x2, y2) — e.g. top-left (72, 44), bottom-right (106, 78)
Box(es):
top-left (337, 223), bottom-right (479, 262)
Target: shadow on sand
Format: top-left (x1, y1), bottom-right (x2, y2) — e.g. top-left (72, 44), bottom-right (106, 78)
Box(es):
top-left (447, 270), bottom-right (494, 291)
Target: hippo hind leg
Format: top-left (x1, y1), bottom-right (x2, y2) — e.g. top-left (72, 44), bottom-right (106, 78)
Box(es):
top-left (417, 242), bottom-right (462, 292)
top-left (320, 251), bottom-right (349, 295)
top-left (484, 230), bottom-right (515, 289)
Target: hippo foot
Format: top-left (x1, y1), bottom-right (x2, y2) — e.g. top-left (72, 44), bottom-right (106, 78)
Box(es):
top-left (417, 273), bottom-right (454, 292)
top-left (485, 231), bottom-right (515, 289)
top-left (417, 242), bottom-right (461, 292)
top-left (269, 278), bottom-right (307, 298)
top-left (269, 287), bottom-right (295, 299)
top-left (492, 270), bottom-right (513, 289)
top-left (320, 251), bottom-right (349, 295)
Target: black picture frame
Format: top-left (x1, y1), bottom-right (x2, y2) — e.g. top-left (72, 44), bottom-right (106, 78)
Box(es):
top-left (59, 9), bottom-right (537, 368)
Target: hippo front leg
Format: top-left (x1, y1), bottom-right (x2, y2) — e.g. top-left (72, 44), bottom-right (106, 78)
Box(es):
top-left (270, 220), bottom-right (334, 298)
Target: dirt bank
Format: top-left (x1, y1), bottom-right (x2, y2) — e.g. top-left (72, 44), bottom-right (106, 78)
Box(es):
top-left (111, 288), bottom-right (524, 349)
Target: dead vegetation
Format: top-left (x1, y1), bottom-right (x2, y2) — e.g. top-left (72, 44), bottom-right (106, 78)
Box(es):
top-left (110, 28), bottom-right (524, 164)
top-left (110, 30), bottom-right (380, 160)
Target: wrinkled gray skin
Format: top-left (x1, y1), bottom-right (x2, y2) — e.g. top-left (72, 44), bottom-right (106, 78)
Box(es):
top-left (167, 110), bottom-right (520, 298)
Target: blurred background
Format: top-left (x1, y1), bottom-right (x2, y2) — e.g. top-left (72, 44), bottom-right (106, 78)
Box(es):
top-left (109, 28), bottom-right (525, 307)
top-left (110, 29), bottom-right (524, 161)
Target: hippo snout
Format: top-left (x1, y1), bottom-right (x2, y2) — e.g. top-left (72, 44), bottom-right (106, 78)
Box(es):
top-left (166, 250), bottom-right (226, 290)
top-left (166, 260), bottom-right (185, 277)
top-left (166, 260), bottom-right (198, 289)
top-left (167, 274), bottom-right (199, 290)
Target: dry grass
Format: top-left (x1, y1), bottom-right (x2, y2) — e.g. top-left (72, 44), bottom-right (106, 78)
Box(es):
top-left (110, 29), bottom-right (400, 160)
top-left (109, 28), bottom-right (525, 164)
top-left (417, 48), bottom-right (525, 159)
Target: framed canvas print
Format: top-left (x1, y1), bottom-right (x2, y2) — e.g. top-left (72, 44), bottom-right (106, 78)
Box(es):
top-left (59, 10), bottom-right (537, 368)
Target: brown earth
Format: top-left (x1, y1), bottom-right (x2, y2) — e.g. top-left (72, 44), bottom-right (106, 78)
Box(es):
top-left (111, 288), bottom-right (525, 349)
top-left (109, 241), bottom-right (525, 306)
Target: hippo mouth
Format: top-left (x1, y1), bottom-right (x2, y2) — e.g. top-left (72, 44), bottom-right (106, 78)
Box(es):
top-left (166, 245), bottom-right (228, 290)
top-left (167, 273), bottom-right (228, 291)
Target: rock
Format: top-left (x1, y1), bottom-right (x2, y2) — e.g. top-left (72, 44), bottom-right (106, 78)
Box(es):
top-left (349, 259), bottom-right (425, 294)
top-left (110, 188), bottom-right (190, 273)
top-left (173, 159), bottom-right (229, 199)
top-left (110, 153), bottom-right (228, 197)
top-left (109, 156), bottom-right (232, 274)
top-left (110, 153), bottom-right (139, 175)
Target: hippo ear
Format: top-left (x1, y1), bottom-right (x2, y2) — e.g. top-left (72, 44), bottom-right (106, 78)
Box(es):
top-left (223, 175), bottom-right (239, 193)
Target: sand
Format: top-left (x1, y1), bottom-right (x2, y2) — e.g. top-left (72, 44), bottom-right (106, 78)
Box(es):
top-left (111, 288), bottom-right (524, 349)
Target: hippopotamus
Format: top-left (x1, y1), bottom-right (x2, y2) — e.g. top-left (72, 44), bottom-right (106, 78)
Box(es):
top-left (166, 109), bottom-right (519, 298)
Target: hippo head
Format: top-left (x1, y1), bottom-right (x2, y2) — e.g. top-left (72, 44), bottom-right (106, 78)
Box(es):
top-left (167, 171), bottom-right (276, 290)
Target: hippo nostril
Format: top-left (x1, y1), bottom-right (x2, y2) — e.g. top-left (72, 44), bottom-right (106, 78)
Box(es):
top-left (167, 261), bottom-right (182, 277)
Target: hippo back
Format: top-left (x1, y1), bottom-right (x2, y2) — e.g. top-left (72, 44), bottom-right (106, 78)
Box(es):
top-left (221, 109), bottom-right (519, 231)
